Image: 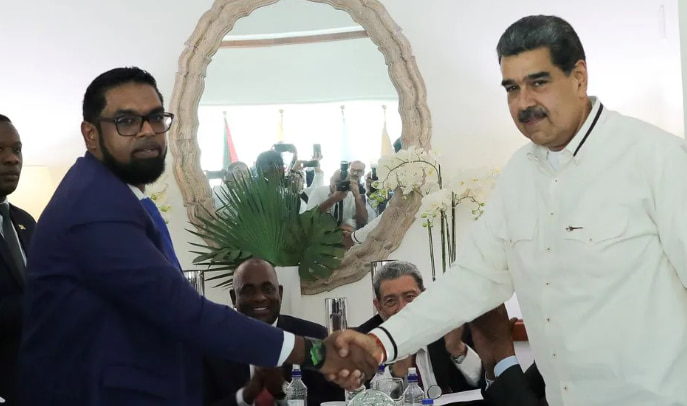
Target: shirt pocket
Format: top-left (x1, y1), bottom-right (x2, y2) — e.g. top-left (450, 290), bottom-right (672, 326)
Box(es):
top-left (561, 211), bottom-right (629, 247)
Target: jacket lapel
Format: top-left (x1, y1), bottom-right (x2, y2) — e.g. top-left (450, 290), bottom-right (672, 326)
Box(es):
top-left (0, 230), bottom-right (23, 287)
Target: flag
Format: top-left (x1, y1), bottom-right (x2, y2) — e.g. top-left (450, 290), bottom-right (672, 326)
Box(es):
top-left (340, 105), bottom-right (353, 161)
top-left (222, 112), bottom-right (238, 169)
top-left (380, 104), bottom-right (393, 157)
top-left (277, 109), bottom-right (284, 142)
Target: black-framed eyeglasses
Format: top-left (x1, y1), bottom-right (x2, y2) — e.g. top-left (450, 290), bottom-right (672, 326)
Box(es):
top-left (98, 112), bottom-right (174, 136)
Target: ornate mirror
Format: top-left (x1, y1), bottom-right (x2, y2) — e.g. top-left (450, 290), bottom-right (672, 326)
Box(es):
top-left (169, 0), bottom-right (430, 294)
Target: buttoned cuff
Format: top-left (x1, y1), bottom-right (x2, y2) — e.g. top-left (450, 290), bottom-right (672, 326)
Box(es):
top-left (369, 327), bottom-right (396, 362)
top-left (494, 355), bottom-right (519, 377)
top-left (236, 388), bottom-right (253, 406)
top-left (452, 345), bottom-right (482, 386)
top-left (277, 331), bottom-right (296, 366)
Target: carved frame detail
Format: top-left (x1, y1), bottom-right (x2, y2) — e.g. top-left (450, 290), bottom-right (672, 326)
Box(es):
top-left (169, 0), bottom-right (431, 294)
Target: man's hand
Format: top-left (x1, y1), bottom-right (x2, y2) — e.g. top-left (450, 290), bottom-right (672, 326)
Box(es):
top-left (469, 304), bottom-right (517, 379)
top-left (260, 367), bottom-right (286, 398)
top-left (342, 231), bottom-right (354, 249)
top-left (444, 325), bottom-right (467, 357)
top-left (321, 330), bottom-right (382, 389)
top-left (242, 368), bottom-right (265, 403)
top-left (390, 356), bottom-right (413, 378)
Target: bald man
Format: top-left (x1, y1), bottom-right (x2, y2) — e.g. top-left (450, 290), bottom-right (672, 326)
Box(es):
top-left (203, 259), bottom-right (344, 406)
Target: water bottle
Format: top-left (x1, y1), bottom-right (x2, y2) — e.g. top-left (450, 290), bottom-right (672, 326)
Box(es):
top-left (402, 367), bottom-right (424, 406)
top-left (370, 364), bottom-right (386, 390)
top-left (422, 399), bottom-right (434, 405)
top-left (285, 364), bottom-right (307, 405)
top-left (345, 384), bottom-right (365, 405)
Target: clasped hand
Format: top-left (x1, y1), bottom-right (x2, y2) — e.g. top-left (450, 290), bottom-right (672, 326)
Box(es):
top-left (320, 330), bottom-right (385, 390)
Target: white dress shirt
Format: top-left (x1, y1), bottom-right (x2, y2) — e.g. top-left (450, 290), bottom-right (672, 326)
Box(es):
top-left (306, 185), bottom-right (357, 228)
top-left (372, 98), bottom-right (687, 406)
top-left (412, 345), bottom-right (482, 389)
top-left (236, 318), bottom-right (289, 406)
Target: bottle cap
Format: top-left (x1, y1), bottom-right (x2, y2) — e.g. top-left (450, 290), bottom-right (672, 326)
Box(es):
top-left (422, 399), bottom-right (434, 405)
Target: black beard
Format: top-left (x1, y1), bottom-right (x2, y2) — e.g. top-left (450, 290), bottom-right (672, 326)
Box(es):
top-left (100, 134), bottom-right (166, 186)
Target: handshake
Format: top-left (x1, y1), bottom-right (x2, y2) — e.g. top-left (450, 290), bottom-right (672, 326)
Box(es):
top-left (302, 330), bottom-right (385, 390)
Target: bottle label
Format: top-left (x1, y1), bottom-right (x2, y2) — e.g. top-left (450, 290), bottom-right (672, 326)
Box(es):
top-left (287, 401), bottom-right (305, 406)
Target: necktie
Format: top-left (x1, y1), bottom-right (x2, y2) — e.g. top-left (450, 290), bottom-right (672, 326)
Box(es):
top-left (254, 388), bottom-right (275, 406)
top-left (0, 203), bottom-right (24, 273)
top-left (140, 197), bottom-right (181, 271)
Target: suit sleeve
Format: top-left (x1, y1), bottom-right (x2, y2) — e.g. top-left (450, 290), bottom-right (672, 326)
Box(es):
top-left (302, 323), bottom-right (344, 404)
top-left (483, 365), bottom-right (540, 406)
top-left (203, 358), bottom-right (241, 406)
top-left (0, 294), bottom-right (22, 339)
top-left (71, 220), bottom-right (286, 367)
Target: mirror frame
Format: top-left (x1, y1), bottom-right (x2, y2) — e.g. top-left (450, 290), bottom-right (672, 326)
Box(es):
top-left (169, 0), bottom-right (431, 294)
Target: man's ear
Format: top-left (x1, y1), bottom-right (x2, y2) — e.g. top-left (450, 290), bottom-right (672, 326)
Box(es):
top-left (572, 59), bottom-right (588, 96)
top-left (81, 121), bottom-right (98, 151)
top-left (229, 289), bottom-right (237, 307)
top-left (278, 285), bottom-right (283, 303)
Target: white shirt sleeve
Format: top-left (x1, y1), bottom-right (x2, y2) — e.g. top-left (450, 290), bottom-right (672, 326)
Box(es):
top-left (235, 388), bottom-right (253, 406)
top-left (351, 213), bottom-right (383, 244)
top-left (369, 183), bottom-right (514, 361)
top-left (277, 331), bottom-right (295, 366)
top-left (452, 345), bottom-right (482, 387)
top-left (649, 139), bottom-right (687, 287)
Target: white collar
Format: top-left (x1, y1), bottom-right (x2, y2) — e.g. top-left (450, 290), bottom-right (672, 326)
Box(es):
top-left (128, 185), bottom-right (147, 201)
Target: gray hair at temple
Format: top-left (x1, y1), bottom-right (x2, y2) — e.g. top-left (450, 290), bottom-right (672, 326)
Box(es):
top-left (496, 15), bottom-right (586, 75)
top-left (372, 261), bottom-right (425, 299)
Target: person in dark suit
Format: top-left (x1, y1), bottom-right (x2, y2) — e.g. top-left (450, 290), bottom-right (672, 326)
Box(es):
top-left (470, 305), bottom-right (547, 406)
top-left (203, 258), bottom-right (343, 406)
top-left (0, 115), bottom-right (36, 406)
top-left (18, 67), bottom-right (377, 406)
top-left (358, 261), bottom-right (484, 395)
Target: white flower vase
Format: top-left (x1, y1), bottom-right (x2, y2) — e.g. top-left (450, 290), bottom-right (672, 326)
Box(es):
top-left (275, 266), bottom-right (303, 318)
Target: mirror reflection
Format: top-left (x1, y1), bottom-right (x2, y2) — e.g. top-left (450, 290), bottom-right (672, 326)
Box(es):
top-left (196, 0), bottom-right (402, 245)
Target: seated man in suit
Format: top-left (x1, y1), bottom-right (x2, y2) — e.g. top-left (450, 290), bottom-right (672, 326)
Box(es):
top-left (204, 258), bottom-right (344, 406)
top-left (358, 261), bottom-right (483, 394)
top-left (0, 115), bottom-right (36, 406)
top-left (470, 305), bottom-right (546, 406)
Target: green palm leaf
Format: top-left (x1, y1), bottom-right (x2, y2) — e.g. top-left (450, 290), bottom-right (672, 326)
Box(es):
top-left (189, 174), bottom-right (344, 288)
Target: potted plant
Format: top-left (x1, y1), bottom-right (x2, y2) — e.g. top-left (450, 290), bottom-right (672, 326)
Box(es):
top-left (189, 174), bottom-right (346, 312)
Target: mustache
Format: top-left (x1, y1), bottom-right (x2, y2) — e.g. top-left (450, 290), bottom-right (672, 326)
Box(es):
top-left (518, 107), bottom-right (548, 123)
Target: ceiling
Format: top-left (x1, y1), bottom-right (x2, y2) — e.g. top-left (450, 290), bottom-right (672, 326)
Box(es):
top-left (0, 0), bottom-right (681, 167)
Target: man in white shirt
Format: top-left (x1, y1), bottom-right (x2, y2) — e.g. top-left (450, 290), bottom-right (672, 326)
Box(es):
top-left (357, 261), bottom-right (482, 395)
top-left (333, 15), bottom-right (687, 406)
top-left (306, 168), bottom-right (367, 229)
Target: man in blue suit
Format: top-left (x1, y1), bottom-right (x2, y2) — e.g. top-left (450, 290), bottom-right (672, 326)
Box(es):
top-left (19, 67), bottom-right (376, 406)
top-left (0, 115), bottom-right (36, 406)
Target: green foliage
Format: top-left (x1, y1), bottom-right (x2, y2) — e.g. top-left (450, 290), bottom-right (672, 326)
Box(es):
top-left (189, 175), bottom-right (346, 288)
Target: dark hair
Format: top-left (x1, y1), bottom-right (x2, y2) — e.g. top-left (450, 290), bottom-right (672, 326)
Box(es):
top-left (372, 261), bottom-right (424, 299)
top-left (496, 15), bottom-right (585, 75)
top-left (82, 67), bottom-right (163, 124)
top-left (255, 150), bottom-right (284, 172)
top-left (0, 114), bottom-right (11, 124)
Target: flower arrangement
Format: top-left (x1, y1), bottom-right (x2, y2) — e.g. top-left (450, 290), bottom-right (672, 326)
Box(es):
top-left (372, 146), bottom-right (499, 280)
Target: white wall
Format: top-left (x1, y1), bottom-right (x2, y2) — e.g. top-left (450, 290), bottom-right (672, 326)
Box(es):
top-left (202, 39), bottom-right (397, 105)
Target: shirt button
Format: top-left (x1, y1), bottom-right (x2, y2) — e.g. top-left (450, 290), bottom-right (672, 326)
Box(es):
top-left (552, 353), bottom-right (557, 358)
top-left (546, 317), bottom-right (551, 322)
top-left (550, 212), bottom-right (554, 216)
top-left (546, 282), bottom-right (551, 286)
top-left (546, 247), bottom-right (551, 252)
top-left (564, 385), bottom-right (568, 391)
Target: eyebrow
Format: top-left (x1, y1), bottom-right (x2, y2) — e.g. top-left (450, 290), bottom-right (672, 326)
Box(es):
top-left (501, 71), bottom-right (551, 87)
top-left (112, 106), bottom-right (164, 116)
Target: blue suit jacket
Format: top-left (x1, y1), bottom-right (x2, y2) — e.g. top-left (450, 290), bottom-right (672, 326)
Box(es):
top-left (20, 153), bottom-right (286, 406)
